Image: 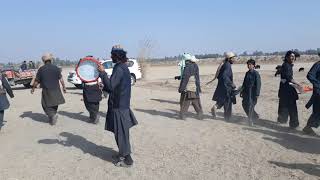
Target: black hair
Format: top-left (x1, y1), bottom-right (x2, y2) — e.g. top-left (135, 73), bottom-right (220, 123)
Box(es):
top-left (285, 50), bottom-right (300, 61)
top-left (247, 59), bottom-right (256, 66)
top-left (111, 50), bottom-right (128, 63)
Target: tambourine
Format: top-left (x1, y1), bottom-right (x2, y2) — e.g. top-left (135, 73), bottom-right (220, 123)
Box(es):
top-left (76, 56), bottom-right (100, 83)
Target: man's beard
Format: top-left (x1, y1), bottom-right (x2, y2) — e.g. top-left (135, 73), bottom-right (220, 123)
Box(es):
top-left (112, 59), bottom-right (118, 63)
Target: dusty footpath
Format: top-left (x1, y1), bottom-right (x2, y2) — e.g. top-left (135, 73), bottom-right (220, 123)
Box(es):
top-left (1, 62), bottom-right (320, 180)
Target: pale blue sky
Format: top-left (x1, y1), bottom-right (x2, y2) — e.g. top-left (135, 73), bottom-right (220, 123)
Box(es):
top-left (0, 0), bottom-right (319, 62)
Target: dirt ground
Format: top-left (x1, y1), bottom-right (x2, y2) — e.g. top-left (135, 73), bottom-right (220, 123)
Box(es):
top-left (1, 62), bottom-right (320, 180)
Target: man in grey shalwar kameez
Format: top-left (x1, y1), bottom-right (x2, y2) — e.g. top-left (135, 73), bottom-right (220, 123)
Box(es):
top-left (98, 45), bottom-right (138, 167)
top-left (31, 53), bottom-right (66, 125)
top-left (178, 53), bottom-right (203, 120)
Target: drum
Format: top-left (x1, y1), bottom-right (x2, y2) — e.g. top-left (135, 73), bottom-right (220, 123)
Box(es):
top-left (76, 56), bottom-right (100, 83)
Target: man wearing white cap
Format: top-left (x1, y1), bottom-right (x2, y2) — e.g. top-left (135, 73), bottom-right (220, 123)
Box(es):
top-left (178, 53), bottom-right (203, 120)
top-left (212, 52), bottom-right (237, 121)
top-left (31, 53), bottom-right (66, 125)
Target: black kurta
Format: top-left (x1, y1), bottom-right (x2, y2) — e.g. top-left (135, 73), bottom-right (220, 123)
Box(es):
top-left (277, 62), bottom-right (299, 127)
top-left (306, 61), bottom-right (320, 128)
top-left (100, 62), bottom-right (138, 157)
top-left (35, 63), bottom-right (65, 117)
top-left (212, 61), bottom-right (235, 120)
top-left (241, 69), bottom-right (261, 120)
top-left (212, 61), bottom-right (234, 105)
top-left (278, 62), bottom-right (298, 100)
top-left (83, 83), bottom-right (102, 120)
top-left (83, 83), bottom-right (102, 103)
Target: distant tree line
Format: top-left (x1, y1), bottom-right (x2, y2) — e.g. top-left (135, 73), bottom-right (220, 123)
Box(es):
top-left (148, 48), bottom-right (320, 61)
top-left (239, 48), bottom-right (320, 57)
top-left (52, 58), bottom-right (78, 66)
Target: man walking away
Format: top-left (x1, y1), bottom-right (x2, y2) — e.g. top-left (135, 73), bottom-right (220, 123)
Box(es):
top-left (83, 80), bottom-right (102, 124)
top-left (31, 53), bottom-right (66, 125)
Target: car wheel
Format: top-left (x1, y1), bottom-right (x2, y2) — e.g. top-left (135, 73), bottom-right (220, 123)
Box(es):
top-left (75, 84), bottom-right (83, 89)
top-left (23, 83), bottom-right (32, 88)
top-left (131, 75), bottom-right (136, 86)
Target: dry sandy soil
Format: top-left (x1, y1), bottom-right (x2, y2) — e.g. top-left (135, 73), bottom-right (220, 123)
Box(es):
top-left (1, 62), bottom-right (320, 180)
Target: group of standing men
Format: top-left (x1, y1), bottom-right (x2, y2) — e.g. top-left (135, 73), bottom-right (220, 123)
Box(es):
top-left (20, 60), bottom-right (36, 71)
top-left (178, 51), bottom-right (320, 132)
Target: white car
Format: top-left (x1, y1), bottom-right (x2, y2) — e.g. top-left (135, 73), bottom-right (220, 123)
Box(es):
top-left (67, 59), bottom-right (142, 88)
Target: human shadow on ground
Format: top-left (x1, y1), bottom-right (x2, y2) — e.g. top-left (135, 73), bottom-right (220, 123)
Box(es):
top-left (11, 86), bottom-right (29, 91)
top-left (58, 111), bottom-right (106, 123)
top-left (58, 111), bottom-right (88, 122)
top-left (216, 112), bottom-right (302, 134)
top-left (269, 161), bottom-right (320, 177)
top-left (38, 132), bottom-right (117, 163)
top-left (134, 108), bottom-right (212, 120)
top-left (20, 111), bottom-right (48, 123)
top-left (244, 127), bottom-right (320, 154)
top-left (150, 98), bottom-right (180, 105)
top-left (135, 108), bottom-right (179, 119)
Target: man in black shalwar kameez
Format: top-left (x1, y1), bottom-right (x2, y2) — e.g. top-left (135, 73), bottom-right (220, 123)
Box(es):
top-left (303, 59), bottom-right (320, 135)
top-left (240, 59), bottom-right (261, 126)
top-left (277, 51), bottom-right (302, 128)
top-left (212, 52), bottom-right (237, 121)
top-left (31, 53), bottom-right (66, 125)
top-left (98, 45), bottom-right (138, 167)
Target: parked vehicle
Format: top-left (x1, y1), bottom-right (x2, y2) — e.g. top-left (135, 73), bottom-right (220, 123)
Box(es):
top-left (67, 59), bottom-right (142, 88)
top-left (1, 68), bottom-right (37, 88)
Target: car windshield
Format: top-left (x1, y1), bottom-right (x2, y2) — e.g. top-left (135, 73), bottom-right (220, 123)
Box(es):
top-left (103, 61), bottom-right (113, 69)
top-left (127, 61), bottom-right (134, 67)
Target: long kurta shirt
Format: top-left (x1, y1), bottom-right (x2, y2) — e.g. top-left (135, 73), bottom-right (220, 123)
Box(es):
top-left (241, 69), bottom-right (261, 103)
top-left (178, 62), bottom-right (201, 96)
top-left (307, 61), bottom-right (320, 96)
top-left (306, 61), bottom-right (320, 108)
top-left (35, 63), bottom-right (65, 107)
top-left (100, 62), bottom-right (138, 133)
top-left (212, 61), bottom-right (234, 105)
top-left (278, 62), bottom-right (298, 100)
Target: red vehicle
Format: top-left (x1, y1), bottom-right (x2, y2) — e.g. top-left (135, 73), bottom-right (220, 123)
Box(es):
top-left (1, 68), bottom-right (37, 88)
